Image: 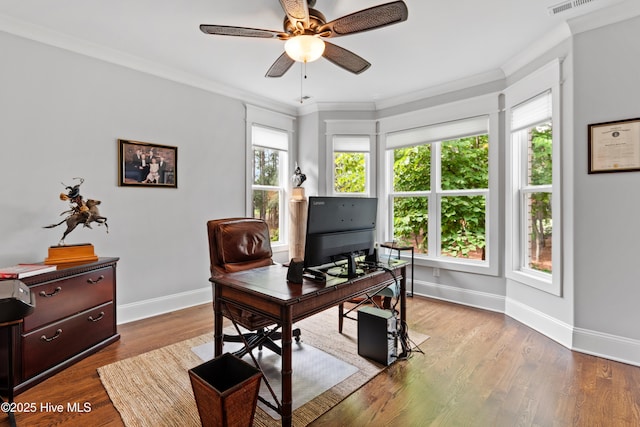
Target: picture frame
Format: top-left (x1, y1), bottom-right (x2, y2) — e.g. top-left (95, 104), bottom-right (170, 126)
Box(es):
top-left (118, 139), bottom-right (178, 187)
top-left (588, 118), bottom-right (640, 174)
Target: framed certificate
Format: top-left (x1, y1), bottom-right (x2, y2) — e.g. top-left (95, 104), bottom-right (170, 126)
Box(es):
top-left (588, 118), bottom-right (640, 174)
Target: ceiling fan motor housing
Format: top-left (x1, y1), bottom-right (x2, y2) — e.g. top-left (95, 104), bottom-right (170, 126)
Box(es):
top-left (283, 8), bottom-right (327, 36)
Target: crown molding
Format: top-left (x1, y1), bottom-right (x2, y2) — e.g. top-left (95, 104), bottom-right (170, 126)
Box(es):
top-left (0, 13), bottom-right (298, 117)
top-left (373, 69), bottom-right (505, 111)
top-left (501, 23), bottom-right (572, 79)
top-left (4, 0), bottom-right (638, 121)
top-left (296, 101), bottom-right (376, 116)
top-left (567, 0), bottom-right (640, 35)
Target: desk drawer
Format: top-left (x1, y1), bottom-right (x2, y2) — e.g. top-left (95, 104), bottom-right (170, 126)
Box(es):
top-left (23, 267), bottom-right (114, 332)
top-left (22, 302), bottom-right (115, 379)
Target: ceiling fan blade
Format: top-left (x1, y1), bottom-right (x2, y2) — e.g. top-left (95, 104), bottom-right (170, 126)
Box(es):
top-left (266, 52), bottom-right (296, 78)
top-left (322, 42), bottom-right (371, 75)
top-left (319, 1), bottom-right (408, 38)
top-left (279, 0), bottom-right (310, 29)
top-left (200, 24), bottom-right (284, 39)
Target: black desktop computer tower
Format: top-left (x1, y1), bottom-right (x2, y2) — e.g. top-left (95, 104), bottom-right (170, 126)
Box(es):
top-left (357, 306), bottom-right (398, 366)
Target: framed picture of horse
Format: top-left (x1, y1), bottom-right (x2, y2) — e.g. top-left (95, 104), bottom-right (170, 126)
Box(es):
top-left (118, 139), bottom-right (177, 188)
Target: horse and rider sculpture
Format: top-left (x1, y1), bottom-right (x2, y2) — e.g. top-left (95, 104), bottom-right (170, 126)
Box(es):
top-left (44, 177), bottom-right (108, 245)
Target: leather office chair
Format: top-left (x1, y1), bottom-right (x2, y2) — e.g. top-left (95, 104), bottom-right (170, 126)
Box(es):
top-left (207, 217), bottom-right (300, 357)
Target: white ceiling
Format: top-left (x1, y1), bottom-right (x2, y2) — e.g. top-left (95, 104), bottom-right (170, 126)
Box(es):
top-left (0, 0), bottom-right (631, 110)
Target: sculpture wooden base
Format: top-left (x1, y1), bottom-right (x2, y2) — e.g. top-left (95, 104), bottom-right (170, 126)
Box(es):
top-left (45, 243), bottom-right (98, 265)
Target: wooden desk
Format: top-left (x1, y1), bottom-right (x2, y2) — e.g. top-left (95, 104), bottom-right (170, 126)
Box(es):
top-left (1, 319), bottom-right (22, 427)
top-left (211, 261), bottom-right (407, 427)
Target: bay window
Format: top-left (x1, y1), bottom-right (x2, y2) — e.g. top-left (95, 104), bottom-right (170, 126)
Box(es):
top-left (505, 59), bottom-right (561, 294)
top-left (251, 125), bottom-right (288, 243)
top-left (326, 120), bottom-right (376, 197)
top-left (384, 111), bottom-right (496, 272)
top-left (332, 135), bottom-right (370, 195)
top-left (246, 105), bottom-right (294, 247)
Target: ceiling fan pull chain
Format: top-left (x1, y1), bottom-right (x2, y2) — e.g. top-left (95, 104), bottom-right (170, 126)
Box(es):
top-left (300, 62), bottom-right (304, 104)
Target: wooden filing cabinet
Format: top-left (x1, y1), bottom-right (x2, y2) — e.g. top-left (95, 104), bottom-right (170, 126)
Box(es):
top-left (0, 257), bottom-right (120, 395)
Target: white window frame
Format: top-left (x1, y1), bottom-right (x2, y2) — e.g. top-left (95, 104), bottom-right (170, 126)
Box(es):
top-left (246, 105), bottom-right (295, 250)
top-left (325, 120), bottom-right (376, 197)
top-left (379, 94), bottom-right (499, 276)
top-left (332, 135), bottom-right (371, 196)
top-left (504, 59), bottom-right (562, 295)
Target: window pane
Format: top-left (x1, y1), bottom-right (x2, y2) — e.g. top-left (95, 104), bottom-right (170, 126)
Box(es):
top-left (334, 152), bottom-right (366, 193)
top-left (440, 195), bottom-right (486, 260)
top-left (525, 192), bottom-right (552, 273)
top-left (252, 189), bottom-right (280, 242)
top-left (528, 123), bottom-right (552, 186)
top-left (253, 147), bottom-right (280, 186)
top-left (441, 135), bottom-right (489, 190)
top-left (394, 145), bottom-right (431, 192)
top-left (393, 196), bottom-right (428, 254)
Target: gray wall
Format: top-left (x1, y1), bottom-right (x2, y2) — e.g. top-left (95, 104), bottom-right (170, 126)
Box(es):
top-left (0, 31), bottom-right (247, 317)
top-left (573, 15), bottom-right (640, 340)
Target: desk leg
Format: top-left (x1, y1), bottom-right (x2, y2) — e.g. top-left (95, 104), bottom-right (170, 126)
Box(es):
top-left (213, 284), bottom-right (223, 357)
top-left (410, 248), bottom-right (414, 297)
top-left (2, 324), bottom-right (17, 427)
top-left (281, 306), bottom-right (293, 427)
top-left (399, 265), bottom-right (408, 357)
top-left (7, 405), bottom-right (16, 427)
top-left (2, 396), bottom-right (16, 427)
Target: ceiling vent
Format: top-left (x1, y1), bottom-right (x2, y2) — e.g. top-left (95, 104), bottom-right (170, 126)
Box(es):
top-left (548, 0), bottom-right (597, 15)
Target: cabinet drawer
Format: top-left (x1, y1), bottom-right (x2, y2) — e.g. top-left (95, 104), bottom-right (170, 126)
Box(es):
top-left (22, 302), bottom-right (115, 379)
top-left (23, 267), bottom-right (114, 332)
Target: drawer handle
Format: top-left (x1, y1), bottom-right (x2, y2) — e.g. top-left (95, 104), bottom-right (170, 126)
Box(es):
top-left (39, 286), bottom-right (62, 298)
top-left (88, 312), bottom-right (105, 322)
top-left (87, 275), bottom-right (105, 284)
top-left (41, 329), bottom-right (63, 342)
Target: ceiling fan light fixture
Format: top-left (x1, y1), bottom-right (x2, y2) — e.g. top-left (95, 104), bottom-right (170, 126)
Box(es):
top-left (284, 35), bottom-right (325, 63)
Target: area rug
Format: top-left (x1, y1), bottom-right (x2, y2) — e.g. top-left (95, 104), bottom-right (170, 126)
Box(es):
top-left (98, 307), bottom-right (429, 427)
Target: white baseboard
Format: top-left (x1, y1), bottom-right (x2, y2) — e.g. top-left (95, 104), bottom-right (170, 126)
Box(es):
top-left (505, 297), bottom-right (574, 348)
top-left (417, 280), bottom-right (640, 366)
top-left (414, 280), bottom-right (505, 313)
top-left (572, 327), bottom-right (640, 367)
top-left (117, 287), bottom-right (212, 325)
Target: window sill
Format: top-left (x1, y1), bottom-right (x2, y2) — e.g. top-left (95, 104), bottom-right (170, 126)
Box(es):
top-left (409, 255), bottom-right (498, 277)
top-left (271, 243), bottom-right (289, 254)
top-left (506, 269), bottom-right (560, 296)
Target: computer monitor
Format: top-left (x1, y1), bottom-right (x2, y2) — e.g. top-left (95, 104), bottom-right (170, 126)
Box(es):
top-left (303, 196), bottom-right (377, 279)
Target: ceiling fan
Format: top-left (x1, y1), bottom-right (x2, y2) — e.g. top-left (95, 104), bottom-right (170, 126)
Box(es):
top-left (200, 0), bottom-right (408, 78)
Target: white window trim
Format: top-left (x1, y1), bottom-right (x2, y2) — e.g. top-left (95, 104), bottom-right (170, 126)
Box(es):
top-left (378, 93), bottom-right (500, 276)
top-left (325, 120), bottom-right (376, 197)
top-left (504, 59), bottom-right (562, 295)
top-left (246, 104), bottom-right (295, 251)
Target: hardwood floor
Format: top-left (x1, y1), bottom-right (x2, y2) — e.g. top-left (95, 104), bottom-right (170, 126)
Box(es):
top-left (3, 297), bottom-right (640, 426)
